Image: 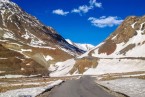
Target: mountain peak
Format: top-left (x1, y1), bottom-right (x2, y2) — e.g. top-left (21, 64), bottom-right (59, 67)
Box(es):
top-left (0, 0), bottom-right (84, 76)
top-left (65, 39), bottom-right (73, 45)
top-left (65, 39), bottom-right (95, 51)
top-left (0, 0), bottom-right (14, 7)
top-left (0, 0), bottom-right (10, 3)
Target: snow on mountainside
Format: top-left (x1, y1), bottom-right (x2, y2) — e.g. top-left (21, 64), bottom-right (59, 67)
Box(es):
top-left (0, 0), bottom-right (84, 76)
top-left (83, 15), bottom-right (145, 58)
top-left (49, 59), bottom-right (76, 77)
top-left (1, 0), bottom-right (145, 78)
top-left (47, 15), bottom-right (145, 77)
top-left (69, 15), bottom-right (145, 76)
top-left (66, 39), bottom-right (95, 51)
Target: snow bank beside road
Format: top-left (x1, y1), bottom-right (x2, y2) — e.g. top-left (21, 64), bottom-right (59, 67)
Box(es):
top-left (98, 78), bottom-right (145, 97)
top-left (0, 80), bottom-right (63, 97)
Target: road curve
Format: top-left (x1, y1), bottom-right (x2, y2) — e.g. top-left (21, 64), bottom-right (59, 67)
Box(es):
top-left (38, 76), bottom-right (116, 97)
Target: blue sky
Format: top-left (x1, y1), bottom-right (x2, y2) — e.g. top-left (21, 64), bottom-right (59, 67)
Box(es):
top-left (11, 0), bottom-right (145, 45)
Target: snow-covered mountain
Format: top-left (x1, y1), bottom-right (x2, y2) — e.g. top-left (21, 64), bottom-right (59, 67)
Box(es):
top-left (66, 39), bottom-right (95, 51)
top-left (82, 16), bottom-right (145, 58)
top-left (1, 0), bottom-right (145, 78)
top-left (0, 0), bottom-right (84, 76)
top-left (76, 15), bottom-right (145, 75)
top-left (49, 15), bottom-right (145, 77)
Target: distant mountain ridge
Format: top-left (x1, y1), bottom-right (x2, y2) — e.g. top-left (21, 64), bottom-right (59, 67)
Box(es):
top-left (65, 39), bottom-right (95, 51)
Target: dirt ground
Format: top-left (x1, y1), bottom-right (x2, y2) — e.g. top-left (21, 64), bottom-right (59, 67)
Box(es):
top-left (0, 76), bottom-right (79, 92)
top-left (1, 71), bottom-right (145, 93)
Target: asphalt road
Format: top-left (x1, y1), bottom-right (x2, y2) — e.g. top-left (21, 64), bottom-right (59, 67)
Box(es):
top-left (38, 76), bottom-right (116, 97)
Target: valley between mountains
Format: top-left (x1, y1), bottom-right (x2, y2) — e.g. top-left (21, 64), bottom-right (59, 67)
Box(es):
top-left (0, 0), bottom-right (145, 97)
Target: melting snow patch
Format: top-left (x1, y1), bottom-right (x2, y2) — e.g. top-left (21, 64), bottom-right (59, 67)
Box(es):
top-left (0, 0), bottom-right (10, 3)
top-left (112, 35), bottom-right (117, 40)
top-left (43, 55), bottom-right (53, 61)
top-left (21, 68), bottom-right (25, 71)
top-left (3, 32), bottom-right (15, 39)
top-left (49, 59), bottom-right (76, 77)
top-left (0, 80), bottom-right (63, 97)
top-left (83, 59), bottom-right (145, 75)
top-left (0, 58), bottom-right (7, 60)
top-left (9, 43), bottom-right (22, 46)
top-left (22, 29), bottom-right (34, 40)
top-left (98, 78), bottom-right (145, 97)
top-left (30, 38), bottom-right (45, 46)
top-left (21, 49), bottom-right (32, 52)
top-left (131, 22), bottom-right (137, 29)
top-left (8, 48), bottom-right (31, 58)
top-left (21, 33), bottom-right (30, 40)
top-left (30, 45), bottom-right (56, 50)
top-left (14, 23), bottom-right (20, 30)
top-left (0, 39), bottom-right (8, 42)
top-left (0, 75), bottom-right (27, 79)
top-left (0, 71), bottom-right (5, 73)
top-left (26, 63), bottom-right (31, 66)
top-left (0, 74), bottom-right (41, 79)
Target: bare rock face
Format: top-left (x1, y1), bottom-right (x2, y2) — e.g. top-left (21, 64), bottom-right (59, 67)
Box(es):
top-left (0, 0), bottom-right (84, 76)
top-left (98, 40), bottom-right (116, 55)
top-left (111, 16), bottom-right (139, 43)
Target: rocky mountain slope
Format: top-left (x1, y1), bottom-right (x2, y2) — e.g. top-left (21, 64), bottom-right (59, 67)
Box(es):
top-left (66, 39), bottom-right (95, 51)
top-left (76, 15), bottom-right (145, 75)
top-left (49, 15), bottom-right (145, 77)
top-left (84, 15), bottom-right (145, 58)
top-left (0, 0), bottom-right (84, 76)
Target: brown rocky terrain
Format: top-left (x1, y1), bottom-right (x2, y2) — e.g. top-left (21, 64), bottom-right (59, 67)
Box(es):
top-left (88, 15), bottom-right (145, 57)
top-left (64, 15), bottom-right (145, 76)
top-left (0, 0), bottom-right (84, 76)
top-left (70, 57), bottom-right (98, 74)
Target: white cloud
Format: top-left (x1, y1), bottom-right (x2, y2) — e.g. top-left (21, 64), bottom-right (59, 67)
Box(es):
top-left (89, 0), bottom-right (102, 8)
top-left (88, 16), bottom-right (123, 28)
top-left (72, 5), bottom-right (91, 14)
top-left (52, 9), bottom-right (69, 16)
top-left (72, 0), bottom-right (102, 14)
top-left (71, 9), bottom-right (80, 13)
